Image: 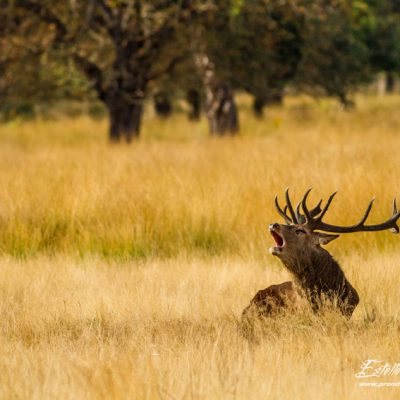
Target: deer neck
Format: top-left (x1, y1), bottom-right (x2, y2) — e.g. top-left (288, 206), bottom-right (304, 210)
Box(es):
top-left (280, 247), bottom-right (347, 295)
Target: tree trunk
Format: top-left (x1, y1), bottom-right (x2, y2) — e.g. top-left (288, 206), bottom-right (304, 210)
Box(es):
top-left (338, 92), bottom-right (355, 110)
top-left (386, 71), bottom-right (395, 93)
top-left (154, 92), bottom-right (172, 118)
top-left (186, 89), bottom-right (201, 120)
top-left (206, 83), bottom-right (239, 135)
top-left (253, 91), bottom-right (283, 118)
top-left (192, 35), bottom-right (239, 135)
top-left (253, 97), bottom-right (265, 118)
top-left (108, 101), bottom-right (143, 143)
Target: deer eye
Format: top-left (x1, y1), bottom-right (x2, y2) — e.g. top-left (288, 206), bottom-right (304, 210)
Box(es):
top-left (295, 228), bottom-right (306, 235)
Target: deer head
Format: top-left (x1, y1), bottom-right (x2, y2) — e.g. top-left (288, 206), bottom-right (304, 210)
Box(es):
top-left (269, 188), bottom-right (400, 273)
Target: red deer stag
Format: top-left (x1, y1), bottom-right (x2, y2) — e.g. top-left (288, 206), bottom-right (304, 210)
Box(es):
top-left (242, 188), bottom-right (400, 321)
top-left (242, 281), bottom-right (305, 319)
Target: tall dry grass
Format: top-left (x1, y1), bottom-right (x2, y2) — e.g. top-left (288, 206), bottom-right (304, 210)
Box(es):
top-left (0, 94), bottom-right (399, 399)
top-left (1, 95), bottom-right (400, 260)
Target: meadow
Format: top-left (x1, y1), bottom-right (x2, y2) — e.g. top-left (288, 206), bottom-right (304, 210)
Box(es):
top-left (0, 95), bottom-right (399, 399)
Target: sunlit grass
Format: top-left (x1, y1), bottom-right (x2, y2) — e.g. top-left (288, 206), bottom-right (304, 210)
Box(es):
top-left (0, 94), bottom-right (399, 260)
top-left (0, 94), bottom-right (399, 399)
top-left (0, 254), bottom-right (399, 399)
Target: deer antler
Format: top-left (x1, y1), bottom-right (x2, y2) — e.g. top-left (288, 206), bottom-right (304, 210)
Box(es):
top-left (301, 188), bottom-right (400, 233)
top-left (275, 194), bottom-right (292, 224)
top-left (275, 188), bottom-right (323, 225)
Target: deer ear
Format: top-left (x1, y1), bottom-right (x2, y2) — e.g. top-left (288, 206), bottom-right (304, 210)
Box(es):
top-left (317, 233), bottom-right (339, 246)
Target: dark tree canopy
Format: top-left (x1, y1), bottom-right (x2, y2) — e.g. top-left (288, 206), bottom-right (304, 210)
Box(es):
top-left (4, 0), bottom-right (197, 140)
top-left (230, 0), bottom-right (304, 115)
top-left (1, 0), bottom-right (400, 139)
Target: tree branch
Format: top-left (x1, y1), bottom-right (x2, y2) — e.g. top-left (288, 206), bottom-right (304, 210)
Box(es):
top-left (91, 0), bottom-right (113, 20)
top-left (17, 1), bottom-right (68, 41)
top-left (147, 52), bottom-right (189, 81)
top-left (73, 54), bottom-right (107, 102)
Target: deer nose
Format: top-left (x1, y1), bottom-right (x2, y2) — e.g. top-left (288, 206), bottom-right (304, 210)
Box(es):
top-left (269, 223), bottom-right (279, 231)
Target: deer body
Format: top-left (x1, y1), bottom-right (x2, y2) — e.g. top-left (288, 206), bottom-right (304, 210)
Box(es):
top-left (242, 281), bottom-right (303, 319)
top-left (241, 281), bottom-right (307, 340)
top-left (242, 189), bottom-right (399, 321)
top-left (269, 223), bottom-right (359, 316)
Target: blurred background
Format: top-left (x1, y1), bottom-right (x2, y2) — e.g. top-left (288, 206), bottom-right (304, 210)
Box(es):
top-left (2, 0), bottom-right (400, 141)
top-left (2, 4), bottom-right (400, 398)
top-left (1, 0), bottom-right (400, 262)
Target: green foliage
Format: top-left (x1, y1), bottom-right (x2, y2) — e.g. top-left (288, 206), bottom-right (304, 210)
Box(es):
top-left (2, 0), bottom-right (400, 123)
top-left (229, 0), bottom-right (303, 103)
top-left (230, 0), bottom-right (245, 16)
top-left (293, 0), bottom-right (371, 104)
top-left (0, 214), bottom-right (234, 261)
top-left (363, 0), bottom-right (400, 73)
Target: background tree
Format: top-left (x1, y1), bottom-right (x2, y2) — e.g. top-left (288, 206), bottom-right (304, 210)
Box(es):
top-left (0, 4), bottom-right (89, 119)
top-left (293, 0), bottom-right (371, 108)
top-left (361, 0), bottom-right (400, 92)
top-left (2, 0), bottom-right (400, 140)
top-left (191, 1), bottom-right (240, 135)
top-left (10, 0), bottom-right (196, 142)
top-left (230, 0), bottom-right (303, 117)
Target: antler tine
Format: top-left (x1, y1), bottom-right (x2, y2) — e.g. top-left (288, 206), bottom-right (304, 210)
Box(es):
top-left (295, 202), bottom-right (306, 224)
top-left (283, 206), bottom-right (293, 225)
top-left (316, 192), bottom-right (337, 221)
top-left (285, 188), bottom-right (298, 223)
top-left (275, 195), bottom-right (292, 224)
top-left (390, 198), bottom-right (400, 233)
top-left (303, 195), bottom-right (400, 234)
top-left (301, 188), bottom-right (313, 222)
top-left (357, 198), bottom-right (374, 225)
top-left (295, 200), bottom-right (322, 222)
top-left (310, 199), bottom-right (323, 218)
top-left (295, 202), bottom-right (301, 218)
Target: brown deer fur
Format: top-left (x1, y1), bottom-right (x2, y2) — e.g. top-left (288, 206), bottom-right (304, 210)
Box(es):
top-left (242, 189), bottom-right (400, 322)
top-left (267, 223), bottom-right (359, 316)
top-left (241, 281), bottom-right (304, 320)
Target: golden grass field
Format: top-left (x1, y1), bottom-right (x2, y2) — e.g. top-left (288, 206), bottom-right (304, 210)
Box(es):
top-left (0, 95), bottom-right (399, 399)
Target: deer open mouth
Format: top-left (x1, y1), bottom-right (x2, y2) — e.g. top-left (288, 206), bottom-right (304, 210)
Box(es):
top-left (269, 228), bottom-right (285, 256)
top-left (271, 230), bottom-right (284, 247)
